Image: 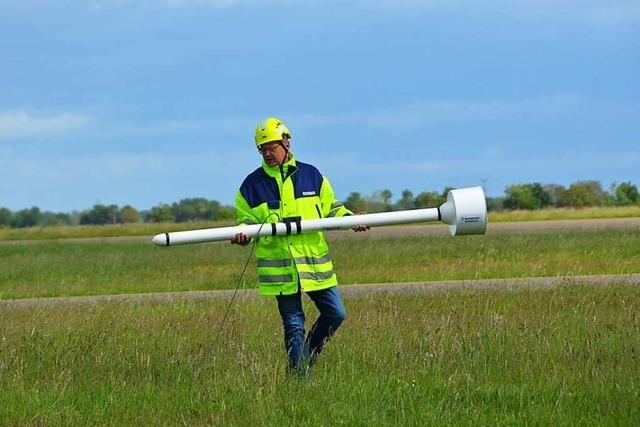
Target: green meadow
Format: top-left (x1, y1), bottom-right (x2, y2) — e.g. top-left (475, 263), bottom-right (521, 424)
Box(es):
top-left (1, 283), bottom-right (638, 425)
top-left (0, 228), bottom-right (639, 299)
top-left (1, 220), bottom-right (639, 425)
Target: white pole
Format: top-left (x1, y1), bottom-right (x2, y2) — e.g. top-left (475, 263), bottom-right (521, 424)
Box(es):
top-left (151, 186), bottom-right (487, 246)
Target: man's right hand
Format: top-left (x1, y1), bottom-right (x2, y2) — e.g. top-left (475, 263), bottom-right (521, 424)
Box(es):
top-left (231, 232), bottom-right (250, 245)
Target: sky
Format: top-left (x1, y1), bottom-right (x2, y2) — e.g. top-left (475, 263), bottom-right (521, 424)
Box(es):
top-left (1, 0), bottom-right (639, 212)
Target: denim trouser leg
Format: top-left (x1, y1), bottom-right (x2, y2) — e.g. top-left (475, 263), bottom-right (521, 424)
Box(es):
top-left (305, 286), bottom-right (346, 361)
top-left (276, 291), bottom-right (307, 368)
top-left (276, 286), bottom-right (346, 369)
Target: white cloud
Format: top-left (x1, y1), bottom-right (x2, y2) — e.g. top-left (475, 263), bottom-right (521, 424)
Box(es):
top-left (0, 112), bottom-right (92, 140)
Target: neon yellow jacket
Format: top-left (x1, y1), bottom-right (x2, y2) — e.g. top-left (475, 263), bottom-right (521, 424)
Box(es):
top-left (235, 153), bottom-right (352, 296)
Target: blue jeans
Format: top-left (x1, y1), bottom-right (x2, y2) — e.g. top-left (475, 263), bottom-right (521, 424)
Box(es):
top-left (276, 286), bottom-right (346, 369)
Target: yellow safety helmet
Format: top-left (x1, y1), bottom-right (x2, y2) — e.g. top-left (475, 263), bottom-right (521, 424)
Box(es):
top-left (254, 117), bottom-right (292, 146)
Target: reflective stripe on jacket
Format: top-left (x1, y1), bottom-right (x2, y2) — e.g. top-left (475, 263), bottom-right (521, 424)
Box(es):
top-left (235, 153), bottom-right (352, 296)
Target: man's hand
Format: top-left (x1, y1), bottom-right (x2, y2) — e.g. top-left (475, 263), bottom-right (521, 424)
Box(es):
top-left (231, 232), bottom-right (250, 245)
top-left (352, 211), bottom-right (370, 233)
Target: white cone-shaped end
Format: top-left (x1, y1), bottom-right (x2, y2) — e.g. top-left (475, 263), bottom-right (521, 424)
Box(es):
top-left (439, 186), bottom-right (487, 236)
top-left (152, 233), bottom-right (168, 246)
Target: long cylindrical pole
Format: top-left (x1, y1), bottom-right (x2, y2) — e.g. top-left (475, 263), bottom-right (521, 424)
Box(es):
top-left (151, 186), bottom-right (488, 246)
top-left (152, 208), bottom-right (440, 246)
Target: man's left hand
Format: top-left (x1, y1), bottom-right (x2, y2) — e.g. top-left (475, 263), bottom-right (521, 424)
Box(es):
top-left (352, 211), bottom-right (370, 232)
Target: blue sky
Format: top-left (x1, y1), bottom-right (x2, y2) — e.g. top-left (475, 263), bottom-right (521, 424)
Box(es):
top-left (1, 0), bottom-right (638, 211)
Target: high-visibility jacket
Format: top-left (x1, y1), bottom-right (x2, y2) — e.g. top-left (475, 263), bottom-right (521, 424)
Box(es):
top-left (235, 153), bottom-right (352, 296)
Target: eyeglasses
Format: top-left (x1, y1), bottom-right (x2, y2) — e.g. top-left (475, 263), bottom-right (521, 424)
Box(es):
top-left (257, 145), bottom-right (281, 155)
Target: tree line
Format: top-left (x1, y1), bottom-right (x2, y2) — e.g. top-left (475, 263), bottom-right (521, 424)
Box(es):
top-left (343, 181), bottom-right (639, 213)
top-left (0, 198), bottom-right (235, 228)
top-left (0, 180), bottom-right (638, 228)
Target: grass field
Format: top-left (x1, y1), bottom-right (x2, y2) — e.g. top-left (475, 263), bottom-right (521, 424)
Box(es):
top-left (488, 205), bottom-right (640, 222)
top-left (1, 282), bottom-right (638, 425)
top-left (1, 228), bottom-right (639, 299)
top-left (0, 205), bottom-right (638, 241)
top-left (0, 220), bottom-right (233, 242)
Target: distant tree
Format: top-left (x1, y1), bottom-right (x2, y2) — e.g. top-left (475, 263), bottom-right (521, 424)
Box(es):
top-left (414, 191), bottom-right (445, 208)
top-left (561, 180), bottom-right (605, 208)
top-left (344, 192), bottom-right (367, 213)
top-left (215, 204), bottom-right (235, 220)
top-left (146, 204), bottom-right (175, 223)
top-left (172, 198), bottom-right (207, 222)
top-left (611, 182), bottom-right (639, 206)
top-left (138, 210), bottom-right (150, 222)
top-left (68, 211), bottom-right (82, 226)
top-left (79, 204), bottom-right (119, 225)
top-left (119, 205), bottom-right (141, 223)
top-left (10, 207), bottom-right (42, 228)
top-left (380, 189), bottom-right (393, 207)
top-left (504, 183), bottom-right (550, 210)
top-left (169, 198), bottom-right (234, 222)
top-left (40, 211), bottom-right (72, 226)
top-left (532, 183), bottom-right (552, 208)
top-left (395, 189), bottom-right (415, 210)
top-left (0, 207), bottom-right (12, 227)
top-left (368, 190), bottom-right (392, 212)
top-left (364, 194), bottom-right (388, 212)
top-left (543, 184), bottom-right (567, 207)
top-left (486, 197), bottom-right (505, 212)
top-left (504, 184), bottom-right (536, 210)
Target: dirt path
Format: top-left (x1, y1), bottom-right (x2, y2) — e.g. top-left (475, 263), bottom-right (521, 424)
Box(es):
top-left (2, 273), bottom-right (638, 310)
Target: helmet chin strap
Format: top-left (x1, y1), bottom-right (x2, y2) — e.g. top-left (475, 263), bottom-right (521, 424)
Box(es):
top-left (278, 137), bottom-right (290, 166)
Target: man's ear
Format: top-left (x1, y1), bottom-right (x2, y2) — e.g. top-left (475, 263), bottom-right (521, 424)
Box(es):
top-left (282, 137), bottom-right (291, 150)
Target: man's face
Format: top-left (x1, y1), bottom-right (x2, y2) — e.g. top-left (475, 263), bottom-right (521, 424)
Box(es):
top-left (258, 139), bottom-right (290, 167)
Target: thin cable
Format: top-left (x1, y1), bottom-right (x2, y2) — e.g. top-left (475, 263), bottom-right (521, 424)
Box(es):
top-left (212, 213), bottom-right (277, 344)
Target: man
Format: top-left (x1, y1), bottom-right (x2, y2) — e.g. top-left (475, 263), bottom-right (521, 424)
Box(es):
top-left (231, 117), bottom-right (367, 376)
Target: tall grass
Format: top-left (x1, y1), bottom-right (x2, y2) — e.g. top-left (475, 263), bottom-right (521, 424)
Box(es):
top-left (489, 205), bottom-right (640, 222)
top-left (1, 283), bottom-right (638, 425)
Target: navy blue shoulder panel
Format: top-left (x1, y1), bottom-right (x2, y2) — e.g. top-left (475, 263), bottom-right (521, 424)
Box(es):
top-left (239, 167), bottom-right (280, 209)
top-left (291, 161), bottom-right (323, 199)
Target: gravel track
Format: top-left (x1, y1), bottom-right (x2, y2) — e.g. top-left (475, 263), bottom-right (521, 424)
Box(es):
top-left (2, 273), bottom-right (638, 310)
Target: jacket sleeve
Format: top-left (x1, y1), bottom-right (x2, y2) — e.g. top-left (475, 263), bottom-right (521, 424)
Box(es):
top-left (319, 176), bottom-right (353, 218)
top-left (235, 190), bottom-right (259, 225)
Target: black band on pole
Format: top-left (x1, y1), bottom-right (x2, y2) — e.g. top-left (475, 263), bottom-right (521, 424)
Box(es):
top-left (437, 207), bottom-right (441, 222)
top-left (282, 216), bottom-right (301, 236)
top-left (165, 232), bottom-right (170, 246)
top-left (271, 223), bottom-right (277, 236)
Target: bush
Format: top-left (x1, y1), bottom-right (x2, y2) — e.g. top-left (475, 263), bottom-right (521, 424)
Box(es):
top-left (611, 182), bottom-right (639, 206)
top-left (414, 191), bottom-right (445, 208)
top-left (561, 181), bottom-right (605, 208)
top-left (10, 207), bottom-right (42, 228)
top-left (79, 205), bottom-right (119, 225)
top-left (147, 204), bottom-right (175, 223)
top-left (0, 207), bottom-right (12, 227)
top-left (120, 206), bottom-right (141, 223)
top-left (41, 212), bottom-right (72, 226)
top-left (504, 183), bottom-right (551, 210)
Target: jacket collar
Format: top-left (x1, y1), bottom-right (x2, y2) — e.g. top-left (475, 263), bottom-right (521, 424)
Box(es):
top-left (262, 152), bottom-right (297, 178)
